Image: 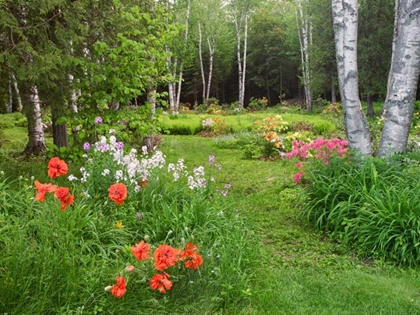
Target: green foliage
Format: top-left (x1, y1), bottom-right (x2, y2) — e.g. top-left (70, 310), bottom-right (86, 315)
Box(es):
top-left (74, 1), bottom-right (177, 111)
top-left (300, 154), bottom-right (420, 266)
top-left (0, 138), bottom-right (259, 314)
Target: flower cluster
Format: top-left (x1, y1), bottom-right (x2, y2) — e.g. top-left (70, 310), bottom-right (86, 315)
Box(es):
top-left (253, 116), bottom-right (290, 154)
top-left (286, 137), bottom-right (349, 183)
top-left (202, 118), bottom-right (214, 130)
top-left (167, 155), bottom-right (228, 195)
top-left (107, 241), bottom-right (203, 298)
top-left (34, 157), bottom-right (74, 210)
top-left (71, 133), bottom-right (165, 196)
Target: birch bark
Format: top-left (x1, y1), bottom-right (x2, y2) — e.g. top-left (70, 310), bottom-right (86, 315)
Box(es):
top-left (332, 0), bottom-right (371, 155)
top-left (377, 0), bottom-right (420, 156)
top-left (296, 0), bottom-right (312, 111)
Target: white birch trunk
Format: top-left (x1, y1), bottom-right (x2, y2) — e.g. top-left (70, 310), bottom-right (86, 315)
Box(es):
top-left (233, 0), bottom-right (244, 110)
top-left (175, 0), bottom-right (190, 112)
top-left (11, 73), bottom-right (23, 111)
top-left (332, 0), bottom-right (345, 100)
top-left (23, 86), bottom-right (46, 154)
top-left (166, 44), bottom-right (176, 113)
top-left (296, 0), bottom-right (312, 112)
top-left (206, 35), bottom-right (216, 100)
top-left (198, 23), bottom-right (207, 104)
top-left (66, 72), bottom-right (78, 114)
top-left (377, 0), bottom-right (420, 157)
top-left (241, 17), bottom-right (248, 108)
top-left (332, 0), bottom-right (371, 155)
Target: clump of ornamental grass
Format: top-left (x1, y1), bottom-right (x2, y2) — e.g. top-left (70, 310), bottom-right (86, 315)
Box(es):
top-left (296, 149), bottom-right (420, 266)
top-left (0, 125), bottom-right (259, 314)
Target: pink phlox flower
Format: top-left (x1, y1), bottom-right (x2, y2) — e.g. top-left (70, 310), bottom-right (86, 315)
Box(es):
top-left (293, 171), bottom-right (305, 183)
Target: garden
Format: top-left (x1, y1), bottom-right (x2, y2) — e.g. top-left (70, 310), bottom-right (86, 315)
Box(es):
top-left (1, 101), bottom-right (420, 314)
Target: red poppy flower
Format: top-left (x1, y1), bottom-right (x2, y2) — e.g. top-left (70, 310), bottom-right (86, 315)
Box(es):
top-left (149, 272), bottom-right (172, 294)
top-left (34, 180), bottom-right (57, 202)
top-left (55, 187), bottom-right (74, 210)
top-left (47, 157), bottom-right (68, 179)
top-left (182, 250), bottom-right (203, 270)
top-left (60, 194), bottom-right (74, 210)
top-left (108, 183), bottom-right (127, 205)
top-left (153, 244), bottom-right (178, 271)
top-left (131, 240), bottom-right (150, 261)
top-left (110, 276), bottom-right (126, 298)
top-left (184, 242), bottom-right (198, 251)
top-left (55, 187), bottom-right (70, 200)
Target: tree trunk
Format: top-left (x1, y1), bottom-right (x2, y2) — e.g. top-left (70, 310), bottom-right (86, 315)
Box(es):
top-left (147, 85), bottom-right (157, 114)
top-left (6, 76), bottom-right (13, 113)
top-left (331, 70), bottom-right (337, 103)
top-left (206, 35), bottom-right (215, 100)
top-left (22, 86), bottom-right (46, 155)
top-left (296, 0), bottom-right (312, 112)
top-left (175, 0), bottom-right (190, 112)
top-left (166, 45), bottom-right (176, 113)
top-left (11, 73), bottom-right (23, 111)
top-left (52, 113), bottom-right (68, 148)
top-left (233, 0), bottom-right (245, 110)
top-left (332, 0), bottom-right (371, 155)
top-left (198, 23), bottom-right (206, 104)
top-left (366, 94), bottom-right (375, 117)
top-left (377, 0), bottom-right (420, 157)
top-left (241, 17), bottom-right (248, 109)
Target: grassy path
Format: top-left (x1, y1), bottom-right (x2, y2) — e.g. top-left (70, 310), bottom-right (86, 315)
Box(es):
top-left (162, 135), bottom-right (420, 314)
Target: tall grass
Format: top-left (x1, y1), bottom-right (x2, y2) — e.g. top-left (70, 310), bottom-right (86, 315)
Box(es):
top-left (301, 154), bottom-right (420, 265)
top-left (0, 143), bottom-right (260, 314)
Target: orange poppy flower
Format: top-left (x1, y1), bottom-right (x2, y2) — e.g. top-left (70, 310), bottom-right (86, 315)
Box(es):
top-left (110, 276), bottom-right (126, 298)
top-left (108, 183), bottom-right (127, 205)
top-left (184, 242), bottom-right (198, 251)
top-left (34, 180), bottom-right (57, 202)
top-left (182, 250), bottom-right (203, 270)
top-left (149, 272), bottom-right (172, 294)
top-left (55, 187), bottom-right (74, 210)
top-left (153, 244), bottom-right (178, 271)
top-left (131, 240), bottom-right (150, 261)
top-left (47, 157), bottom-right (68, 179)
top-left (60, 194), bottom-right (74, 210)
top-left (55, 187), bottom-right (70, 200)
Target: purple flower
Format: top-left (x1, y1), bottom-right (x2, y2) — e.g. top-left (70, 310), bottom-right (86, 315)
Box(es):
top-left (209, 155), bottom-right (215, 164)
top-left (100, 143), bottom-right (108, 152)
top-left (116, 141), bottom-right (124, 150)
top-left (83, 142), bottom-right (91, 150)
top-left (95, 116), bottom-right (103, 124)
top-left (224, 183), bottom-right (231, 190)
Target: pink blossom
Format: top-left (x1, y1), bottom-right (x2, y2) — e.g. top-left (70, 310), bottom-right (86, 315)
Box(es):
top-left (293, 171), bottom-right (305, 183)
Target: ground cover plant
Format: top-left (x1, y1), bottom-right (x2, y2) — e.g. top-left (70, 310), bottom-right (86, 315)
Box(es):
top-left (1, 104), bottom-right (420, 314)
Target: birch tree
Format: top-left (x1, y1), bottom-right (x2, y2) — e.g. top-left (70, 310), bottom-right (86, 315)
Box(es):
top-left (165, 0), bottom-right (191, 113)
top-left (195, 0), bottom-right (223, 103)
top-left (295, 0), bottom-right (312, 111)
top-left (377, 0), bottom-right (420, 157)
top-left (231, 0), bottom-right (252, 110)
top-left (332, 0), bottom-right (371, 155)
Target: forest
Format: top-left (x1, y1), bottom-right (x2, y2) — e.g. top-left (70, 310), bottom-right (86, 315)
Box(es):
top-left (2, 0), bottom-right (418, 151)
